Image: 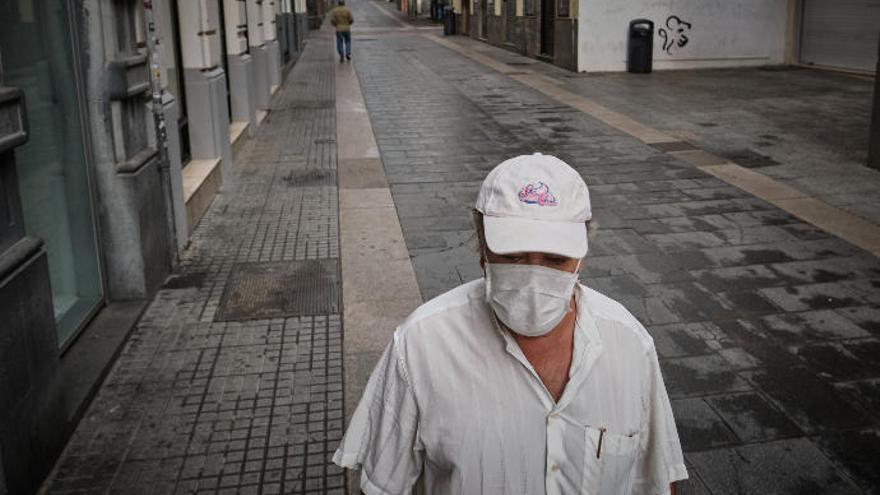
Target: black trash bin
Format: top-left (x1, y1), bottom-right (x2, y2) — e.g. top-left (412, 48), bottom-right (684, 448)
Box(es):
top-left (627, 19), bottom-right (654, 73)
top-left (443, 6), bottom-right (455, 35)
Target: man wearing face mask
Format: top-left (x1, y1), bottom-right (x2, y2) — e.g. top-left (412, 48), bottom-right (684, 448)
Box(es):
top-left (333, 153), bottom-right (687, 495)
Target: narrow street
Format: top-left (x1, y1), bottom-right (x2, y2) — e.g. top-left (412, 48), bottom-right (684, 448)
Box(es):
top-left (41, 1), bottom-right (880, 494)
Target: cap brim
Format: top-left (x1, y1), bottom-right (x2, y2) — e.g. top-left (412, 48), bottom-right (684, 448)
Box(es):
top-left (483, 216), bottom-right (588, 259)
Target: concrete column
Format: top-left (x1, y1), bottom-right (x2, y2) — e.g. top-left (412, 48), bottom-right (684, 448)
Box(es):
top-left (869, 35), bottom-right (880, 170)
top-left (248, 0), bottom-right (271, 110)
top-left (161, 93), bottom-right (189, 250)
top-left (265, 0), bottom-right (282, 89)
top-left (81, 0), bottom-right (170, 299)
top-left (228, 55), bottom-right (258, 129)
top-left (224, 0), bottom-right (258, 133)
top-left (284, 12), bottom-right (296, 58)
top-left (295, 0), bottom-right (309, 50)
top-left (178, 0), bottom-right (233, 174)
top-left (185, 68), bottom-right (234, 175)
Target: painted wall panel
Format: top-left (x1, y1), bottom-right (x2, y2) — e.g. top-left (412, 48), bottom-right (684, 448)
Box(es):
top-left (178, 0), bottom-right (223, 69)
top-left (247, 0), bottom-right (266, 46)
top-left (264, 0), bottom-right (277, 41)
top-left (223, 0), bottom-right (249, 55)
top-left (577, 0), bottom-right (787, 72)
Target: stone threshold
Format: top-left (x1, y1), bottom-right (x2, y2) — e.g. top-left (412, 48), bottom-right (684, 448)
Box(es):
top-left (183, 158), bottom-right (222, 236)
top-left (230, 120), bottom-right (249, 158)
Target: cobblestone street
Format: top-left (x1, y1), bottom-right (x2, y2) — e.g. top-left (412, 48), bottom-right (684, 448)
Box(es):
top-left (40, 1), bottom-right (880, 494)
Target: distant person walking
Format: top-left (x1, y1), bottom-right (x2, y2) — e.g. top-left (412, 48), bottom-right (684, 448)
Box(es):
top-left (330, 0), bottom-right (354, 62)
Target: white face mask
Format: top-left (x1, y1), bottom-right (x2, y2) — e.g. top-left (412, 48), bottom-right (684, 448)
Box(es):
top-left (484, 261), bottom-right (580, 337)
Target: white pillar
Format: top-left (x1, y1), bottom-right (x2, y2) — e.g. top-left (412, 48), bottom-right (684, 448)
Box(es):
top-left (264, 0), bottom-right (282, 88)
top-left (247, 0), bottom-right (271, 110)
top-left (224, 0), bottom-right (258, 133)
top-left (178, 0), bottom-right (233, 174)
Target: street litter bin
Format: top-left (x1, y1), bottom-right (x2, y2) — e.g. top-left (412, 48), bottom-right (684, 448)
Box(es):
top-left (443, 6), bottom-right (455, 35)
top-left (627, 19), bottom-right (653, 73)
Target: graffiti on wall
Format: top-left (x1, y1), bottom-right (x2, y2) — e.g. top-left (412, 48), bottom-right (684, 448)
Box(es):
top-left (657, 15), bottom-right (692, 54)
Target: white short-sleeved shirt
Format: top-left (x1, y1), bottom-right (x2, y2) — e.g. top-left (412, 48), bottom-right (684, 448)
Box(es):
top-left (333, 280), bottom-right (687, 495)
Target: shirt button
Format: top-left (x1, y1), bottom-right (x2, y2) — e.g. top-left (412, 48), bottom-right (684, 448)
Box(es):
top-left (550, 463), bottom-right (560, 472)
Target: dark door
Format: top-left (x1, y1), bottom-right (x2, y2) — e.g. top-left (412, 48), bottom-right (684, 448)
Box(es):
top-left (462, 0), bottom-right (469, 36)
top-left (480, 0), bottom-right (488, 39)
top-left (540, 0), bottom-right (554, 56)
top-left (504, 0), bottom-right (515, 43)
top-left (169, 0), bottom-right (191, 163)
top-left (216, 0), bottom-right (233, 120)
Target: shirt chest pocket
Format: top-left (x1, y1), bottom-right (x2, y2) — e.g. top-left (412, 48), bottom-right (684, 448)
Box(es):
top-left (582, 426), bottom-right (640, 495)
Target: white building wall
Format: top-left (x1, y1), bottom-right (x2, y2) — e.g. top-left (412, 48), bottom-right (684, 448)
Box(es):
top-left (577, 0), bottom-right (787, 72)
top-left (247, 0), bottom-right (266, 47)
top-left (264, 0), bottom-right (278, 41)
top-left (177, 0), bottom-right (223, 70)
top-left (223, 0), bottom-right (249, 55)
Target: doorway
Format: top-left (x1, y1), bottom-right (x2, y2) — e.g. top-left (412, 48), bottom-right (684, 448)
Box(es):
top-left (504, 0), bottom-right (515, 44)
top-left (539, 0), bottom-right (554, 56)
top-left (158, 0), bottom-right (192, 164)
top-left (480, 0), bottom-right (488, 39)
top-left (461, 0), bottom-right (470, 37)
top-left (799, 0), bottom-right (880, 73)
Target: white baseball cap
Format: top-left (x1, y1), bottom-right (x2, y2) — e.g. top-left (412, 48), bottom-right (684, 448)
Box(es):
top-left (475, 153), bottom-right (592, 259)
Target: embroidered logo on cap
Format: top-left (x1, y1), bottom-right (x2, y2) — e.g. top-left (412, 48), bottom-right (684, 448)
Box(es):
top-left (518, 182), bottom-right (558, 206)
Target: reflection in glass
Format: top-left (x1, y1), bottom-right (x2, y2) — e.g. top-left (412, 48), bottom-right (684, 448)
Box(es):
top-left (0, 0), bottom-right (104, 347)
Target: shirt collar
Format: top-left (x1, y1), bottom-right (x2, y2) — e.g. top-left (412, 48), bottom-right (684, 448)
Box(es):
top-left (485, 282), bottom-right (605, 410)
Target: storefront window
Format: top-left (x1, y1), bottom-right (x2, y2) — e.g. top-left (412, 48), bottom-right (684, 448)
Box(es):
top-left (0, 0), bottom-right (104, 348)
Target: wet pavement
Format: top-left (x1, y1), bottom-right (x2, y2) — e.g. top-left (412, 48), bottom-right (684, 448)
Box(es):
top-left (41, 1), bottom-right (880, 494)
top-left (352, 2), bottom-right (880, 494)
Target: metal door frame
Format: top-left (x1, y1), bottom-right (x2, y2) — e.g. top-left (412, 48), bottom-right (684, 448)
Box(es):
top-left (59, 0), bottom-right (109, 353)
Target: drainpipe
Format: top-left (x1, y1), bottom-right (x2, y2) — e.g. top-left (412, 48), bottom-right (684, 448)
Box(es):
top-left (142, 0), bottom-right (179, 270)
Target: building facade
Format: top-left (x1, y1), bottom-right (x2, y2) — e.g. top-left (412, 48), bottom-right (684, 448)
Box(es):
top-left (453, 0), bottom-right (880, 73)
top-left (0, 0), bottom-right (310, 493)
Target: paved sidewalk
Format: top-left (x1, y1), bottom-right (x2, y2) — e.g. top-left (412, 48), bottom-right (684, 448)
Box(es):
top-left (40, 1), bottom-right (880, 494)
top-left (41, 26), bottom-right (345, 495)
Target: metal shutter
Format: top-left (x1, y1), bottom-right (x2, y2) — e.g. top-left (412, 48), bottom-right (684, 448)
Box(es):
top-left (800, 0), bottom-right (880, 72)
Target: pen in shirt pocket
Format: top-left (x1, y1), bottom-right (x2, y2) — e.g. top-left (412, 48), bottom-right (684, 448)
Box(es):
top-left (596, 427), bottom-right (606, 459)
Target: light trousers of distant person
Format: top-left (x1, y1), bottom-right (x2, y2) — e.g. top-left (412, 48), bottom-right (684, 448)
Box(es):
top-left (336, 31), bottom-right (351, 58)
